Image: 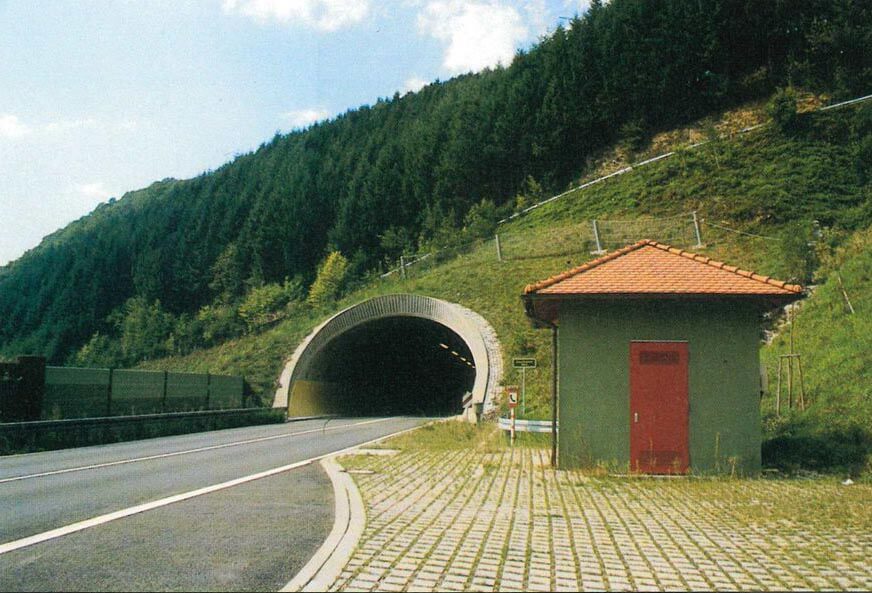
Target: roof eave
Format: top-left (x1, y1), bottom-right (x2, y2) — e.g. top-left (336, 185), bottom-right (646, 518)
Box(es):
top-left (523, 291), bottom-right (805, 323)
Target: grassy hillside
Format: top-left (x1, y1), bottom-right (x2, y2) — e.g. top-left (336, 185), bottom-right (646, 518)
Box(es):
top-left (760, 227), bottom-right (871, 475)
top-left (140, 100), bottom-right (871, 474)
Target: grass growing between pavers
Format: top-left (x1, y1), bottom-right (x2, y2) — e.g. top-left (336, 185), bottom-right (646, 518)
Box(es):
top-left (332, 421), bottom-right (872, 592)
top-left (369, 421), bottom-right (550, 452)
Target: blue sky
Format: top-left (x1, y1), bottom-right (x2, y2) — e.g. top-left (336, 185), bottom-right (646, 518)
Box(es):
top-left (0, 0), bottom-right (589, 265)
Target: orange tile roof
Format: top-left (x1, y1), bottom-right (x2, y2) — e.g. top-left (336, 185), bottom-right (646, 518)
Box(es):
top-left (524, 239), bottom-right (803, 297)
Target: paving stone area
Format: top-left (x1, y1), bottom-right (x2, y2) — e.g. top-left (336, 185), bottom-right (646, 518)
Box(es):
top-left (329, 447), bottom-right (871, 592)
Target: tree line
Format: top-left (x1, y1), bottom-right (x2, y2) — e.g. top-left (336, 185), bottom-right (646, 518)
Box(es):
top-left (1, 0), bottom-right (869, 365)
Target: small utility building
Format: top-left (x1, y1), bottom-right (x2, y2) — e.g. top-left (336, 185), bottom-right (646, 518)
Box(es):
top-left (522, 240), bottom-right (803, 474)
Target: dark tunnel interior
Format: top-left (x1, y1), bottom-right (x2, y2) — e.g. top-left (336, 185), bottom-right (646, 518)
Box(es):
top-left (307, 316), bottom-right (477, 416)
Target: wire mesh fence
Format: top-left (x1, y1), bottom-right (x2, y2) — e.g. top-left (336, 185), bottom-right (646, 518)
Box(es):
top-left (499, 220), bottom-right (596, 260)
top-left (379, 211), bottom-right (720, 281)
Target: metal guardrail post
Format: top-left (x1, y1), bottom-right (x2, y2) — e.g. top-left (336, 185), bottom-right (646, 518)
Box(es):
top-left (692, 211), bottom-right (704, 248)
top-left (591, 220), bottom-right (605, 254)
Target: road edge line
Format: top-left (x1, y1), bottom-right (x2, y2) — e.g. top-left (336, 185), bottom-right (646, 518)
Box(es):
top-left (281, 421), bottom-right (430, 592)
top-left (0, 418), bottom-right (414, 556)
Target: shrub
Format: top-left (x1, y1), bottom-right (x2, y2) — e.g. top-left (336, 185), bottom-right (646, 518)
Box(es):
top-left (197, 304), bottom-right (244, 346)
top-left (618, 118), bottom-right (647, 157)
top-left (855, 134), bottom-right (872, 185)
top-left (238, 278), bottom-right (304, 332)
top-left (463, 199), bottom-right (499, 241)
top-left (307, 251), bottom-right (350, 307)
top-left (775, 221), bottom-right (817, 284)
top-left (767, 87), bottom-right (800, 133)
top-left (762, 415), bottom-right (871, 476)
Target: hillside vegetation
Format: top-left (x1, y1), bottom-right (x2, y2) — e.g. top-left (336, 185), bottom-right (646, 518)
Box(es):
top-left (2, 0), bottom-right (871, 364)
top-left (133, 100), bottom-right (872, 478)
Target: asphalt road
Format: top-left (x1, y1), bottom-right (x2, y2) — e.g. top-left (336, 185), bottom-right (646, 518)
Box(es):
top-left (0, 416), bottom-right (427, 591)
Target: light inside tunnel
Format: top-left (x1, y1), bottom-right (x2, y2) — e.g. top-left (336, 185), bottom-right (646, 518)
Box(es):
top-left (299, 316), bottom-right (477, 416)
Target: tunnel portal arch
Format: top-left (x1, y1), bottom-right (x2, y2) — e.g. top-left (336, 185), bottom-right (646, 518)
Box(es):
top-left (273, 294), bottom-right (502, 419)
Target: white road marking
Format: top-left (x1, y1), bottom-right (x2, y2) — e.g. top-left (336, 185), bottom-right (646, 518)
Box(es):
top-left (0, 419), bottom-right (419, 556)
top-left (0, 418), bottom-right (392, 485)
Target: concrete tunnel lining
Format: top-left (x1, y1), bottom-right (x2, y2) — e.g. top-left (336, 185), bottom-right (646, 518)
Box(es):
top-left (273, 294), bottom-right (503, 419)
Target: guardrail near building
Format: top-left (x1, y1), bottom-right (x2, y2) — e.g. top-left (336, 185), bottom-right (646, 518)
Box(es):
top-left (497, 418), bottom-right (556, 433)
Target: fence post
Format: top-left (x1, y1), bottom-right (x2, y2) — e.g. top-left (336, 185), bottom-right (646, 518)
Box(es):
top-left (495, 234), bottom-right (503, 262)
top-left (205, 372), bottom-right (211, 410)
top-left (399, 255), bottom-right (407, 279)
top-left (241, 375), bottom-right (246, 408)
top-left (692, 211), bottom-right (704, 248)
top-left (107, 368), bottom-right (113, 416)
top-left (162, 371), bottom-right (168, 413)
top-left (591, 220), bottom-right (606, 254)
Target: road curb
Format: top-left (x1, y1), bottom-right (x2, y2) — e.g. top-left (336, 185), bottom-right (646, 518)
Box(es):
top-left (281, 420), bottom-right (434, 592)
top-left (281, 456), bottom-right (364, 592)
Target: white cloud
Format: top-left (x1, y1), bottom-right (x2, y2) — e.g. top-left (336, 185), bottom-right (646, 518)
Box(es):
top-left (117, 119), bottom-right (140, 132)
top-left (223, 0), bottom-right (369, 32)
top-left (524, 0), bottom-right (548, 36)
top-left (74, 182), bottom-right (113, 201)
top-left (402, 76), bottom-right (428, 95)
top-left (418, 1), bottom-right (528, 75)
top-left (44, 118), bottom-right (98, 134)
top-left (0, 114), bottom-right (31, 139)
top-left (280, 108), bottom-right (330, 128)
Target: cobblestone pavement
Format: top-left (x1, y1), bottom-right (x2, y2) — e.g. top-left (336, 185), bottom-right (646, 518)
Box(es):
top-left (329, 447), bottom-right (871, 592)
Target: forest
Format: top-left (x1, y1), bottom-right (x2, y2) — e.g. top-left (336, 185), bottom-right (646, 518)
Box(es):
top-left (1, 0), bottom-right (869, 365)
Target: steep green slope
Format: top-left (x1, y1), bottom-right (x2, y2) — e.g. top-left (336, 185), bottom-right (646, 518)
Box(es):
top-left (757, 227), bottom-right (872, 475)
top-left (2, 0), bottom-right (870, 363)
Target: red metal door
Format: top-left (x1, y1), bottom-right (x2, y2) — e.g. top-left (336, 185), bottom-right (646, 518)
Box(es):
top-left (630, 341), bottom-right (689, 474)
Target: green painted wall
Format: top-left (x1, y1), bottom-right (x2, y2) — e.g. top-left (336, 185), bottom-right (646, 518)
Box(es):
top-left (557, 300), bottom-right (763, 474)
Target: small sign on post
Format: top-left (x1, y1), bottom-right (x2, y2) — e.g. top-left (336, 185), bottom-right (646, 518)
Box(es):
top-left (512, 358), bottom-right (536, 415)
top-left (512, 358), bottom-right (536, 369)
top-left (507, 386), bottom-right (519, 407)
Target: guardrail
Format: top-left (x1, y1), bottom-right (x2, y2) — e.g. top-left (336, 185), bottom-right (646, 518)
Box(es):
top-left (497, 418), bottom-right (556, 433)
top-left (0, 407), bottom-right (274, 433)
top-left (0, 407), bottom-right (288, 455)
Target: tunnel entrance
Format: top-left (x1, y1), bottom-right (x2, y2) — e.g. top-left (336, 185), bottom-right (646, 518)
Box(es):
top-left (275, 294), bottom-right (502, 420)
top-left (307, 317), bottom-right (476, 416)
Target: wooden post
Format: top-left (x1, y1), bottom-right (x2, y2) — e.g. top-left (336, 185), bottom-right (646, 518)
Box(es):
top-left (495, 234), bottom-right (503, 262)
top-left (787, 307), bottom-right (795, 409)
top-left (797, 357), bottom-right (806, 411)
top-left (837, 273), bottom-right (855, 314)
top-left (399, 255), bottom-right (407, 279)
top-left (775, 357), bottom-right (782, 416)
